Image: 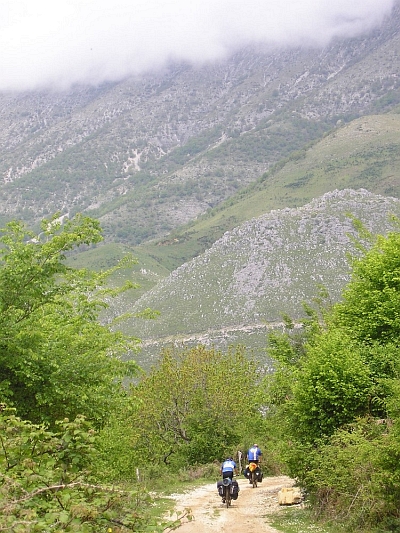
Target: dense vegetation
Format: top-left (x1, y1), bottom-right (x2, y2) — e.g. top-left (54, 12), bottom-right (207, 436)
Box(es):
top-left (125, 345), bottom-right (266, 468)
top-left (0, 215), bottom-right (178, 532)
top-left (2, 213), bottom-right (400, 532)
top-left (266, 220), bottom-right (400, 531)
top-left (0, 214), bottom-right (268, 531)
top-left (0, 214), bottom-right (140, 428)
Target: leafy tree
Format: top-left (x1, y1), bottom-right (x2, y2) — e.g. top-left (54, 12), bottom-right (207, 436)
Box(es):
top-left (129, 345), bottom-right (266, 467)
top-left (0, 214), bottom-right (139, 427)
top-left (300, 418), bottom-right (399, 530)
top-left (289, 329), bottom-right (372, 442)
top-left (268, 227), bottom-right (400, 444)
top-left (333, 228), bottom-right (400, 344)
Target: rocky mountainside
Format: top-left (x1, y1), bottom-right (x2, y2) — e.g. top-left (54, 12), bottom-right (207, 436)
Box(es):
top-left (1, 3), bottom-right (400, 248)
top-left (114, 189), bottom-right (400, 366)
top-left (137, 111), bottom-right (400, 273)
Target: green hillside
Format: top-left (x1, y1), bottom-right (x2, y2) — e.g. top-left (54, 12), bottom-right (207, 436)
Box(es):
top-left (66, 242), bottom-right (170, 300)
top-left (135, 112), bottom-right (400, 272)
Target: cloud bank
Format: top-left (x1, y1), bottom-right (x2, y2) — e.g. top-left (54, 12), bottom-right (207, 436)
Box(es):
top-left (1, 0), bottom-right (396, 92)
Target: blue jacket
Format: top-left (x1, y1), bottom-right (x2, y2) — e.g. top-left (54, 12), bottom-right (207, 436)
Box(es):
top-left (247, 447), bottom-right (262, 461)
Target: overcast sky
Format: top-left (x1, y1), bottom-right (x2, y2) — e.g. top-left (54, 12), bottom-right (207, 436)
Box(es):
top-left (1, 0), bottom-right (396, 92)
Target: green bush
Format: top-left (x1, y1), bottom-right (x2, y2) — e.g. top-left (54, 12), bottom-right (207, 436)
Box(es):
top-left (0, 408), bottom-right (169, 532)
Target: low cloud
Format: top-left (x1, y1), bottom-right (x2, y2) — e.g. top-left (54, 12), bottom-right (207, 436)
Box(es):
top-left (1, 0), bottom-right (396, 92)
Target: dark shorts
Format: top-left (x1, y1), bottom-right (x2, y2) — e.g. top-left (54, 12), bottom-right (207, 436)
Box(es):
top-left (222, 471), bottom-right (234, 480)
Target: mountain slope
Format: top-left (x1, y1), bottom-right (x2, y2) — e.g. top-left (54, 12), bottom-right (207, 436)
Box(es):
top-left (1, 3), bottom-right (400, 249)
top-left (136, 112), bottom-right (400, 271)
top-left (120, 190), bottom-right (400, 364)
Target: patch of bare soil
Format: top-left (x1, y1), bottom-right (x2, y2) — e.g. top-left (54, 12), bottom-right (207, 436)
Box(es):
top-left (166, 475), bottom-right (298, 532)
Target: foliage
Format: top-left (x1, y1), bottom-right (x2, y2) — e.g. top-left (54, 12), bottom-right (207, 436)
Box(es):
top-left (94, 395), bottom-right (143, 482)
top-left (266, 225), bottom-right (400, 531)
top-left (128, 345), bottom-right (266, 468)
top-left (0, 214), bottom-right (187, 531)
top-left (289, 330), bottom-right (372, 442)
top-left (0, 214), bottom-right (140, 427)
top-left (299, 417), bottom-right (400, 531)
top-left (0, 408), bottom-right (178, 532)
top-left (333, 227), bottom-right (400, 344)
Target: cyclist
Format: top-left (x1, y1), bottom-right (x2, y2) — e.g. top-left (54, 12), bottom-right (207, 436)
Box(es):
top-left (245, 444), bottom-right (263, 483)
top-left (219, 457), bottom-right (239, 503)
top-left (220, 456), bottom-right (238, 480)
top-left (247, 443), bottom-right (262, 464)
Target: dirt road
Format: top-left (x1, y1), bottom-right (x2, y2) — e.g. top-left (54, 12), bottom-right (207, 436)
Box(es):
top-left (167, 475), bottom-right (297, 533)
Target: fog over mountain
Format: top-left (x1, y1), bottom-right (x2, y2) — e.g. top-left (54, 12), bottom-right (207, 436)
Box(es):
top-left (2, 0), bottom-right (396, 91)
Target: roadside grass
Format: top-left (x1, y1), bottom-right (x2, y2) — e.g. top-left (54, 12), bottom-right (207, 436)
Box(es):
top-left (96, 466), bottom-right (218, 531)
top-left (139, 464), bottom-right (220, 528)
top-left (270, 502), bottom-right (396, 533)
top-left (269, 507), bottom-right (346, 533)
top-left (141, 462), bottom-right (220, 495)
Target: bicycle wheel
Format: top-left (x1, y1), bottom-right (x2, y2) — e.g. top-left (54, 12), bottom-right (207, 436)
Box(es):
top-left (251, 471), bottom-right (257, 488)
top-left (225, 485), bottom-right (231, 507)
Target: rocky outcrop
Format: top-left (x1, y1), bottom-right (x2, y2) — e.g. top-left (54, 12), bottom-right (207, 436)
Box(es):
top-left (121, 190), bottom-right (400, 365)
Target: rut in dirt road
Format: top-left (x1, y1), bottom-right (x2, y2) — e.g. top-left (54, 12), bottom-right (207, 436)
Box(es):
top-left (167, 475), bottom-right (299, 533)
